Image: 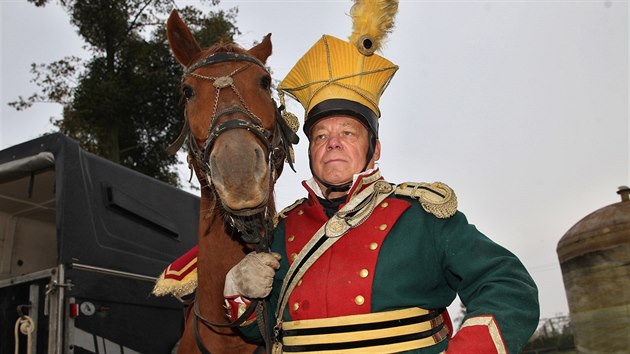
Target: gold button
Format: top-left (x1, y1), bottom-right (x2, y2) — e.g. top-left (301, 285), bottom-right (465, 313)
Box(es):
top-left (369, 242), bottom-right (378, 250)
top-left (290, 253), bottom-right (297, 261)
top-left (359, 269), bottom-right (369, 278)
top-left (288, 235), bottom-right (295, 242)
top-left (378, 224), bottom-right (387, 231)
top-left (354, 295), bottom-right (365, 305)
top-left (292, 302), bottom-right (299, 311)
top-left (380, 202), bottom-right (389, 208)
top-left (297, 210), bottom-right (304, 215)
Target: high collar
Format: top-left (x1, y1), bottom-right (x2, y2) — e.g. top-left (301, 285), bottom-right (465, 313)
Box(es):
top-left (303, 167), bottom-right (383, 202)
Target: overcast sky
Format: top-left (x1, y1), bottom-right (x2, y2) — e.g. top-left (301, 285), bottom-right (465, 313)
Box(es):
top-left (1, 1), bottom-right (628, 323)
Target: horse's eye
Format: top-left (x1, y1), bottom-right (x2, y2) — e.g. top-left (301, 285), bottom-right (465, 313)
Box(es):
top-left (260, 75), bottom-right (271, 91)
top-left (182, 85), bottom-right (194, 100)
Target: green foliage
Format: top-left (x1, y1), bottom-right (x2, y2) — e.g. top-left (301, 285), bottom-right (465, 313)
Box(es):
top-left (13, 0), bottom-right (240, 186)
top-left (9, 57), bottom-right (82, 111)
top-left (523, 317), bottom-right (576, 354)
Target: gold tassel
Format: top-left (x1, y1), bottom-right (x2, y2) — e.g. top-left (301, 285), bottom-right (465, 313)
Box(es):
top-left (348, 0), bottom-right (399, 56)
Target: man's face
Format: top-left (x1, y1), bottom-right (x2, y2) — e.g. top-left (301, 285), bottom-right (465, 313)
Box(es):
top-left (309, 115), bottom-right (380, 186)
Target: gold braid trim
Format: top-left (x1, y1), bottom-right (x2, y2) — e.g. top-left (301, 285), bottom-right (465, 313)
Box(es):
top-left (395, 181), bottom-right (457, 218)
top-left (460, 316), bottom-right (507, 354)
top-left (274, 198), bottom-right (307, 227)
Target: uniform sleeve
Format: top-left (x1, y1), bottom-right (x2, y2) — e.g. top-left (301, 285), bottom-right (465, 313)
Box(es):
top-left (436, 211), bottom-right (539, 353)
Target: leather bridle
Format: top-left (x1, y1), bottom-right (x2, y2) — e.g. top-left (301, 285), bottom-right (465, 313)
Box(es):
top-left (166, 50), bottom-right (298, 354)
top-left (168, 51), bottom-right (297, 202)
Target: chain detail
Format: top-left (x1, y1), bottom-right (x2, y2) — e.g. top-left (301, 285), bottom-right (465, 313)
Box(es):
top-left (188, 63), bottom-right (265, 129)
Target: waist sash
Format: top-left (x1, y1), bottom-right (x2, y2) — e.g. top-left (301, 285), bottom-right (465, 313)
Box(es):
top-left (280, 307), bottom-right (449, 353)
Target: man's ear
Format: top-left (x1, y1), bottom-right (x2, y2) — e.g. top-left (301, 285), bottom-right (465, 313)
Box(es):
top-left (373, 140), bottom-right (381, 161)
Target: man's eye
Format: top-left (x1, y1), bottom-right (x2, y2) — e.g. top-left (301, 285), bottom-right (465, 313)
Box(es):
top-left (343, 130), bottom-right (358, 138)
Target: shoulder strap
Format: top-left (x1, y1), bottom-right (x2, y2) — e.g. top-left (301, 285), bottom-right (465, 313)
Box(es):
top-left (274, 198), bottom-right (307, 227)
top-left (395, 181), bottom-right (457, 218)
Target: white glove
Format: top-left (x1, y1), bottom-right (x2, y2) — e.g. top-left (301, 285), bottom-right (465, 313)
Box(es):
top-left (224, 252), bottom-right (281, 299)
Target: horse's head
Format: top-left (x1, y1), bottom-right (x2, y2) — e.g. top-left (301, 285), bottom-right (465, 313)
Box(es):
top-left (166, 11), bottom-right (298, 221)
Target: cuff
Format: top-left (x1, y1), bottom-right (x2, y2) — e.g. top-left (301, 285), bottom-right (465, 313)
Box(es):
top-left (446, 315), bottom-right (507, 354)
top-left (224, 295), bottom-right (257, 326)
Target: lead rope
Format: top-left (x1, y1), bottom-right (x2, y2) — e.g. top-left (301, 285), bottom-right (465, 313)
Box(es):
top-left (193, 207), bottom-right (274, 354)
top-left (14, 315), bottom-right (35, 354)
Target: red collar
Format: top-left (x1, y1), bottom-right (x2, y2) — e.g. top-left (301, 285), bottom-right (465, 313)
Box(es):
top-left (301, 169), bottom-right (384, 205)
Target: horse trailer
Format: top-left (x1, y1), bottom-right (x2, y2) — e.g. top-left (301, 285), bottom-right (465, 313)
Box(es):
top-left (0, 134), bottom-right (198, 353)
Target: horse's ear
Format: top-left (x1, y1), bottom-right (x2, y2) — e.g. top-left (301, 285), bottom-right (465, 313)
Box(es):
top-left (167, 10), bottom-right (202, 67)
top-left (248, 33), bottom-right (272, 64)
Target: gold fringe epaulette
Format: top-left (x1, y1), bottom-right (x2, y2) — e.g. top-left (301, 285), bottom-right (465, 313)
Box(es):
top-left (151, 246), bottom-right (199, 300)
top-left (152, 267), bottom-right (197, 300)
top-left (395, 182), bottom-right (457, 219)
top-left (274, 198), bottom-right (307, 226)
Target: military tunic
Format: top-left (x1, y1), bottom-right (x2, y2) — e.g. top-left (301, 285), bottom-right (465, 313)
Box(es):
top-left (238, 169), bottom-right (539, 353)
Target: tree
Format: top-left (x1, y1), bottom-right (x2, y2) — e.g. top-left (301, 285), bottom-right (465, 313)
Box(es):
top-left (9, 0), bottom-right (240, 186)
top-left (523, 316), bottom-right (576, 354)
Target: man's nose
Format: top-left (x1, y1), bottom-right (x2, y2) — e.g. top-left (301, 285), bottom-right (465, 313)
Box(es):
top-left (326, 135), bottom-right (342, 150)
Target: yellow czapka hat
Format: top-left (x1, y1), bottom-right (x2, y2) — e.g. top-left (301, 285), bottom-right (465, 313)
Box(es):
top-left (278, 0), bottom-right (399, 139)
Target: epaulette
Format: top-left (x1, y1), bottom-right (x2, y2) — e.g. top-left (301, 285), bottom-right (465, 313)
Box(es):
top-left (274, 198), bottom-right (307, 227)
top-left (395, 181), bottom-right (457, 219)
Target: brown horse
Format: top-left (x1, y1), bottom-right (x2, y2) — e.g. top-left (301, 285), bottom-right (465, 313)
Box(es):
top-left (164, 10), bottom-right (297, 354)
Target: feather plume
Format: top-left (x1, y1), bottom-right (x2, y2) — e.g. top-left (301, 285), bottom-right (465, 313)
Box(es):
top-left (348, 0), bottom-right (399, 55)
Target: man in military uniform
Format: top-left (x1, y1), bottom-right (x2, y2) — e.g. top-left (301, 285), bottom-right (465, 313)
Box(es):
top-left (224, 1), bottom-right (539, 352)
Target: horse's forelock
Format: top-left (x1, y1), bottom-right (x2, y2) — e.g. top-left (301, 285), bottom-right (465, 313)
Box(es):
top-left (188, 43), bottom-right (248, 68)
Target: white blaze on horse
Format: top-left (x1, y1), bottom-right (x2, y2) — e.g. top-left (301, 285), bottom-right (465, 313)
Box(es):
top-left (154, 10), bottom-right (298, 354)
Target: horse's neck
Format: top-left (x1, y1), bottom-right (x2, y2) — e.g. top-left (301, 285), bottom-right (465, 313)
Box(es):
top-left (182, 189), bottom-right (255, 353)
top-left (196, 191), bottom-right (249, 322)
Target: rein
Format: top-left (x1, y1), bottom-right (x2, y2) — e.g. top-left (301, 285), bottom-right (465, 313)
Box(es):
top-left (167, 50), bottom-right (298, 354)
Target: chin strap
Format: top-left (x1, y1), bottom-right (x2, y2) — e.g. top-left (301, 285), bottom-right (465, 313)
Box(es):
top-left (309, 161), bottom-right (352, 198)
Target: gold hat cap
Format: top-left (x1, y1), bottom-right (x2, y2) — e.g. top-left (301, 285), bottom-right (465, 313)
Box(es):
top-left (278, 0), bottom-right (399, 136)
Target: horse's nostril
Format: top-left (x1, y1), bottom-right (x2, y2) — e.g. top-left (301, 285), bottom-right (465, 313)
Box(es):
top-left (209, 156), bottom-right (224, 186)
top-left (254, 146), bottom-right (268, 178)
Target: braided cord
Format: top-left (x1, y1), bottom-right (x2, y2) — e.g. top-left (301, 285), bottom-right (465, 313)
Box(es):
top-left (14, 316), bottom-right (35, 354)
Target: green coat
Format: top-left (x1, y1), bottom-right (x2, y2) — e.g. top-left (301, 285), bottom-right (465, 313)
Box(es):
top-left (240, 173), bottom-right (539, 353)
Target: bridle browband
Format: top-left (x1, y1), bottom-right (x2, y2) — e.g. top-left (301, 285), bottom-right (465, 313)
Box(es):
top-left (166, 50), bottom-right (298, 354)
top-left (186, 51), bottom-right (266, 74)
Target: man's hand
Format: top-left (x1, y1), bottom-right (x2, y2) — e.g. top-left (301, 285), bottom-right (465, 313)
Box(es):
top-left (224, 252), bottom-right (282, 299)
